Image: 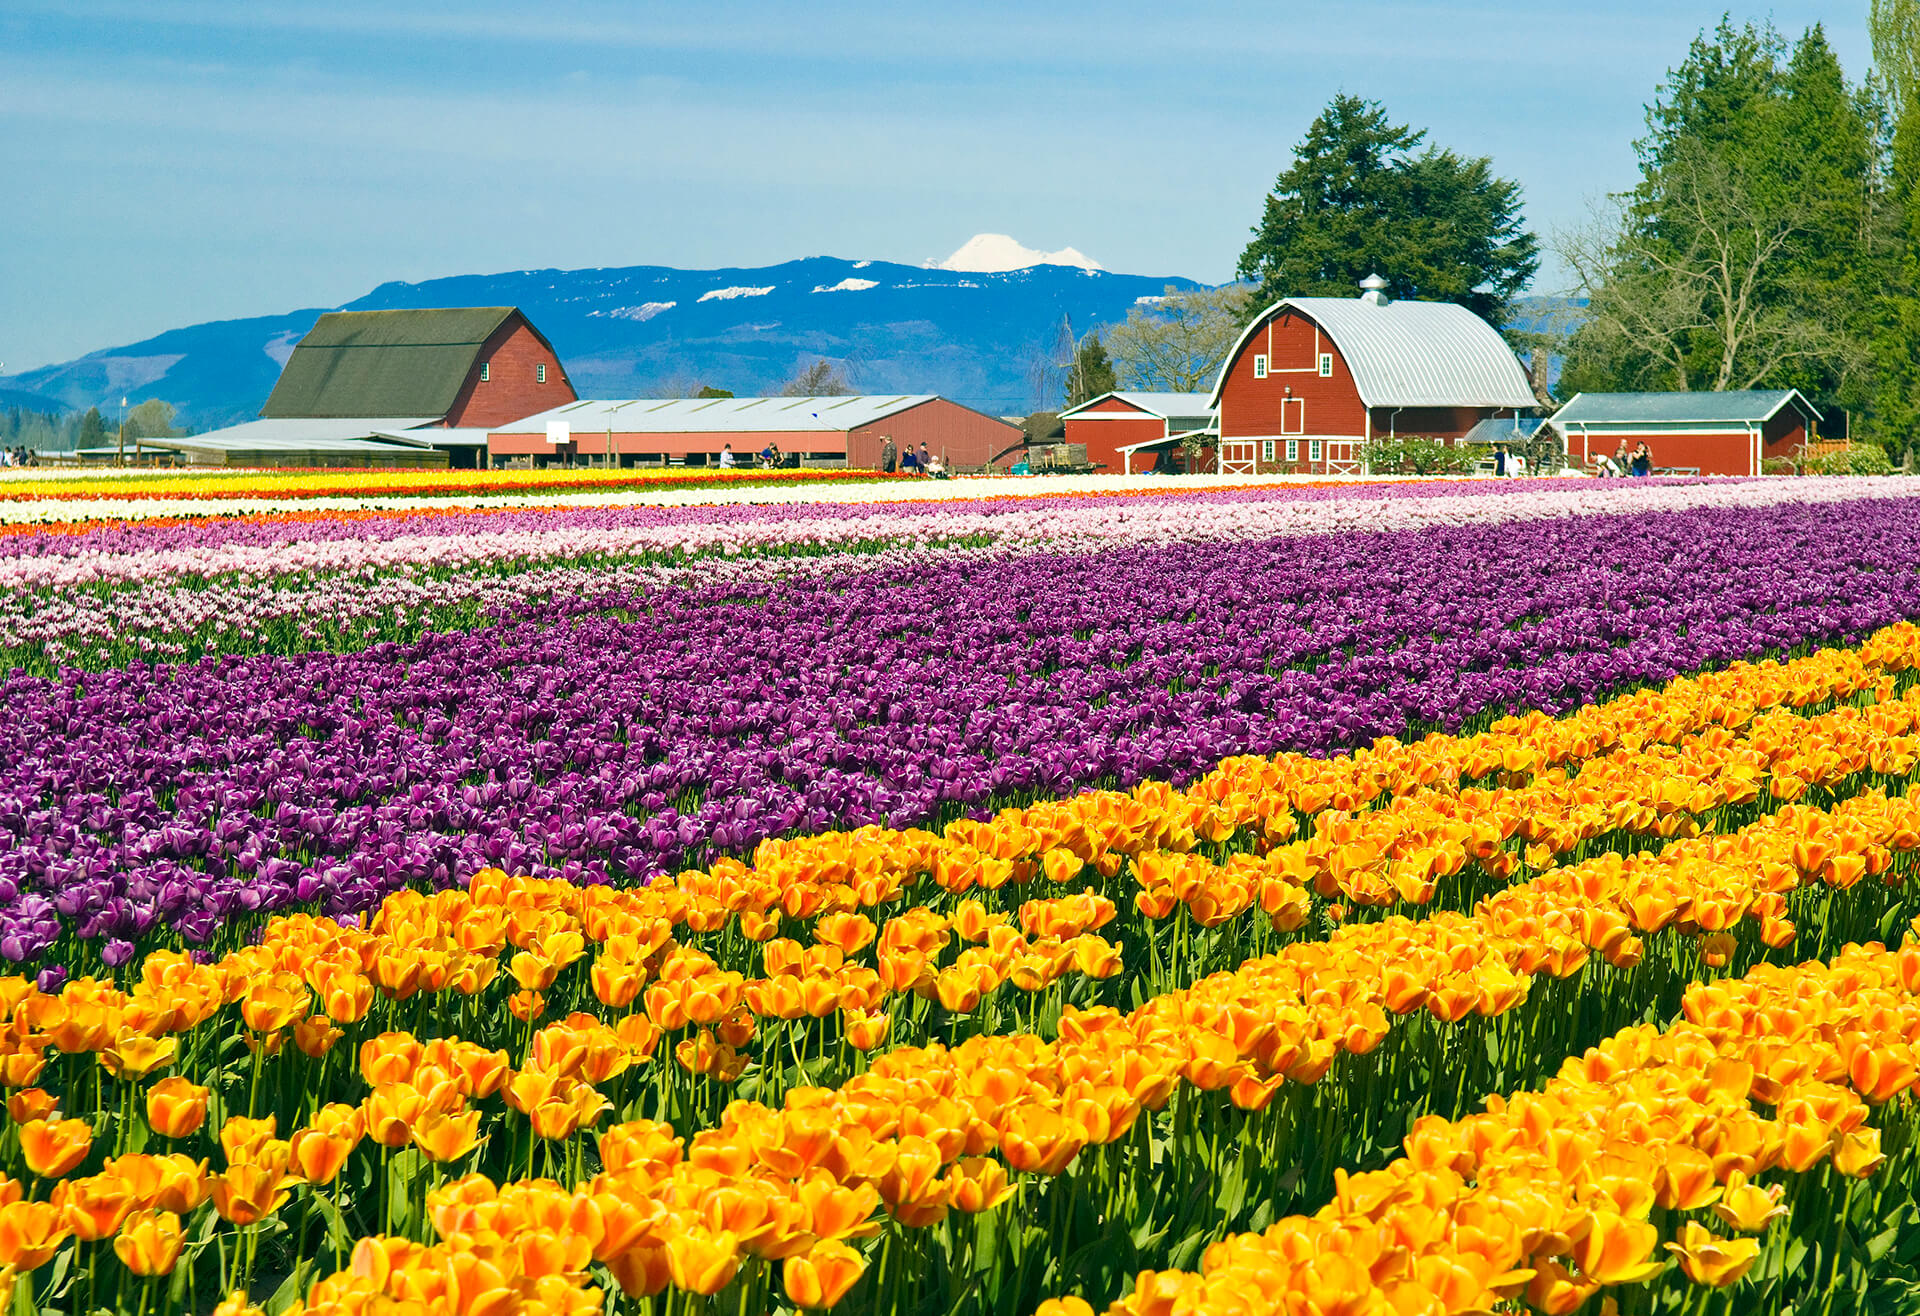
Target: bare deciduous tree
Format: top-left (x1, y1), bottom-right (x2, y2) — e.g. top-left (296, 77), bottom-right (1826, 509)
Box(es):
top-left (1104, 285), bottom-right (1253, 392)
top-left (1557, 146), bottom-right (1858, 391)
top-left (780, 359), bottom-right (855, 397)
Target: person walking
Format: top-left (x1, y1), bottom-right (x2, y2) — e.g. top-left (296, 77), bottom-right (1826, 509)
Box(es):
top-left (880, 436), bottom-right (897, 474)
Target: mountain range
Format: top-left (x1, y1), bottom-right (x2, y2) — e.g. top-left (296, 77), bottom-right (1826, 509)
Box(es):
top-left (2, 237), bottom-right (1205, 430)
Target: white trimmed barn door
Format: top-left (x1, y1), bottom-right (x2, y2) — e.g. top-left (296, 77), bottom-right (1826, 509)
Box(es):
top-left (1219, 441), bottom-right (1258, 474)
top-left (1324, 439), bottom-right (1362, 475)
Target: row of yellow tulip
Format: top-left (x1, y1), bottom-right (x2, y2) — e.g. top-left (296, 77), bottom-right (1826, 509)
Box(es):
top-left (1038, 934), bottom-right (1920, 1316)
top-left (180, 779), bottom-right (1920, 1314)
top-left (92, 781), bottom-right (1889, 1316)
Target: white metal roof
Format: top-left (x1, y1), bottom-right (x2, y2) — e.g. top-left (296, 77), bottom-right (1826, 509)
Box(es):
top-left (1207, 297), bottom-right (1537, 410)
top-left (155, 418), bottom-right (441, 451)
top-left (1549, 390), bottom-right (1815, 427)
top-left (492, 396), bottom-right (948, 435)
top-left (372, 427), bottom-right (493, 448)
top-left (1060, 391), bottom-right (1217, 421)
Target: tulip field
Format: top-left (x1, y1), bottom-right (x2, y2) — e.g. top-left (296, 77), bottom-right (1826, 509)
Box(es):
top-left (2, 475), bottom-right (1920, 1316)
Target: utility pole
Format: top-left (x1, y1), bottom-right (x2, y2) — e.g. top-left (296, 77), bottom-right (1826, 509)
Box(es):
top-left (117, 396), bottom-right (127, 466)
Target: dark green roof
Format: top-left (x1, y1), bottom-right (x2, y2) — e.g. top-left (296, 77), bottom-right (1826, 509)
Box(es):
top-left (260, 307), bottom-right (519, 419)
top-left (1551, 389), bottom-right (1813, 427)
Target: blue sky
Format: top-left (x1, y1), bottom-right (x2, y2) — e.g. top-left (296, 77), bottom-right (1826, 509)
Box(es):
top-left (0, 0), bottom-right (1872, 372)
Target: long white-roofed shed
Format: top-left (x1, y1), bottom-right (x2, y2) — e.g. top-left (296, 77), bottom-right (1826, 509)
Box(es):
top-left (488, 395), bottom-right (1022, 471)
top-left (1206, 276), bottom-right (1539, 475)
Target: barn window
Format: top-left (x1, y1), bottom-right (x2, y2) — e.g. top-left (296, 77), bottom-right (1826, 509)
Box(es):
top-left (1261, 440), bottom-right (1275, 462)
top-left (480, 362), bottom-right (490, 382)
top-left (537, 364), bottom-right (547, 383)
top-left (1318, 353), bottom-right (1333, 377)
top-left (1285, 439), bottom-right (1298, 462)
top-left (1253, 354), bottom-right (1268, 379)
top-left (1309, 440), bottom-right (1323, 461)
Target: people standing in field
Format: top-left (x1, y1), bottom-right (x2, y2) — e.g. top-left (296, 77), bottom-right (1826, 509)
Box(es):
top-left (917, 442), bottom-right (932, 476)
top-left (1510, 450), bottom-right (1527, 479)
top-left (900, 445), bottom-right (919, 475)
top-left (1493, 445), bottom-right (1507, 477)
top-left (1631, 443), bottom-right (1653, 477)
top-left (1615, 442), bottom-right (1632, 475)
top-left (718, 444), bottom-right (735, 468)
top-left (879, 437), bottom-right (897, 474)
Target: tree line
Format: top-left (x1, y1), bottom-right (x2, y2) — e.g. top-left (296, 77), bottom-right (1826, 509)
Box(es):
top-left (1051, 12), bottom-right (1920, 462)
top-left (1, 400), bottom-right (184, 453)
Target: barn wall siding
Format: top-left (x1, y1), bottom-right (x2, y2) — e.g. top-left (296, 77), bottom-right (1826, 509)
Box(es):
top-left (1064, 413), bottom-right (1165, 472)
top-left (848, 399), bottom-right (1021, 471)
top-left (1218, 310), bottom-right (1368, 442)
top-left (446, 321), bottom-right (579, 429)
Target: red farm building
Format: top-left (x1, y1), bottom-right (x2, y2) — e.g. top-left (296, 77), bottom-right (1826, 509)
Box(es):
top-left (1058, 392), bottom-right (1218, 474)
top-left (1207, 275), bottom-right (1539, 475)
top-left (488, 394), bottom-right (1022, 470)
top-left (1548, 389), bottom-right (1821, 477)
top-left (151, 307), bottom-right (579, 468)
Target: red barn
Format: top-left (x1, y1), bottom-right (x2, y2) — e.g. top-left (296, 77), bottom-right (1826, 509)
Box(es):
top-left (1548, 390), bottom-right (1821, 477)
top-left (489, 394), bottom-right (1021, 470)
top-left (1207, 276), bottom-right (1538, 474)
top-left (1058, 392), bottom-right (1217, 473)
top-left (249, 306), bottom-right (578, 467)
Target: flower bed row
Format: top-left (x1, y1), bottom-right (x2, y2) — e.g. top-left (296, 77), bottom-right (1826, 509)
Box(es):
top-left (0, 467), bottom-right (903, 505)
top-left (1042, 937), bottom-right (1920, 1316)
top-left (0, 728), bottom-right (1914, 1315)
top-left (6, 496), bottom-right (1920, 964)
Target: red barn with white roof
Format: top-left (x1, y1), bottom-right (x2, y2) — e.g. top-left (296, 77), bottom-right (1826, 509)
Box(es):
top-left (1208, 276), bottom-right (1538, 475)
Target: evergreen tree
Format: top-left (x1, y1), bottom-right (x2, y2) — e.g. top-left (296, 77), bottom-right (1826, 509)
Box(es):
top-left (1066, 334), bottom-right (1117, 408)
top-left (1873, 0), bottom-right (1920, 457)
top-left (1236, 95), bottom-right (1538, 326)
top-left (77, 407), bottom-right (107, 447)
top-left (1561, 19), bottom-right (1878, 402)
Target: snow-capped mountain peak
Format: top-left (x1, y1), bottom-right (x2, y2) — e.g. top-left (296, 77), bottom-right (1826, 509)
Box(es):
top-left (931, 234), bottom-right (1103, 274)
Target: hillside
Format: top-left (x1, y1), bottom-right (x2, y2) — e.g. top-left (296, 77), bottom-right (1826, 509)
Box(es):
top-left (3, 243), bottom-right (1205, 430)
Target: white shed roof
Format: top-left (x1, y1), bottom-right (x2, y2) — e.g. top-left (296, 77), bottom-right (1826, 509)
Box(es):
top-left (1208, 296), bottom-right (1537, 410)
top-left (152, 418), bottom-right (440, 451)
top-left (492, 395), bottom-right (948, 435)
top-left (1060, 391), bottom-right (1217, 421)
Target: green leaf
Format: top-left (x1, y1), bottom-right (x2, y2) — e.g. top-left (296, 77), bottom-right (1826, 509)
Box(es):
top-left (265, 1259), bottom-right (313, 1316)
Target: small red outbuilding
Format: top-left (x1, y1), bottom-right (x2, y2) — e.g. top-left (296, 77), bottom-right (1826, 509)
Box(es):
top-left (1058, 391), bottom-right (1218, 473)
top-left (1547, 390), bottom-right (1821, 477)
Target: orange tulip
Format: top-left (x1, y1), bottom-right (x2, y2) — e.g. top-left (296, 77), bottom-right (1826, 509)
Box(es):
top-left (145, 1076), bottom-right (209, 1140)
top-left (663, 1225), bottom-right (740, 1296)
top-left (946, 1158), bottom-right (1016, 1213)
top-left (0, 1200), bottom-right (71, 1270)
top-left (1665, 1221), bottom-right (1760, 1287)
top-left (113, 1208), bottom-right (185, 1276)
top-left (413, 1110), bottom-right (482, 1163)
top-left (20, 1118), bottom-right (91, 1179)
top-left (1713, 1172), bottom-right (1789, 1233)
top-left (210, 1164), bottom-right (292, 1226)
top-left (1573, 1211), bottom-right (1665, 1286)
top-left (843, 1008), bottom-right (891, 1052)
top-left (292, 1015), bottom-right (344, 1059)
top-left (217, 1115), bottom-right (278, 1165)
top-left (53, 1172), bottom-right (134, 1240)
top-left (5, 1090), bottom-right (56, 1125)
top-left (784, 1239), bottom-right (867, 1309)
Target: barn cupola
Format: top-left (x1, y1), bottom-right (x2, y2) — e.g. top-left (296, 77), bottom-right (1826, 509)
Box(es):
top-left (1358, 273), bottom-right (1390, 306)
